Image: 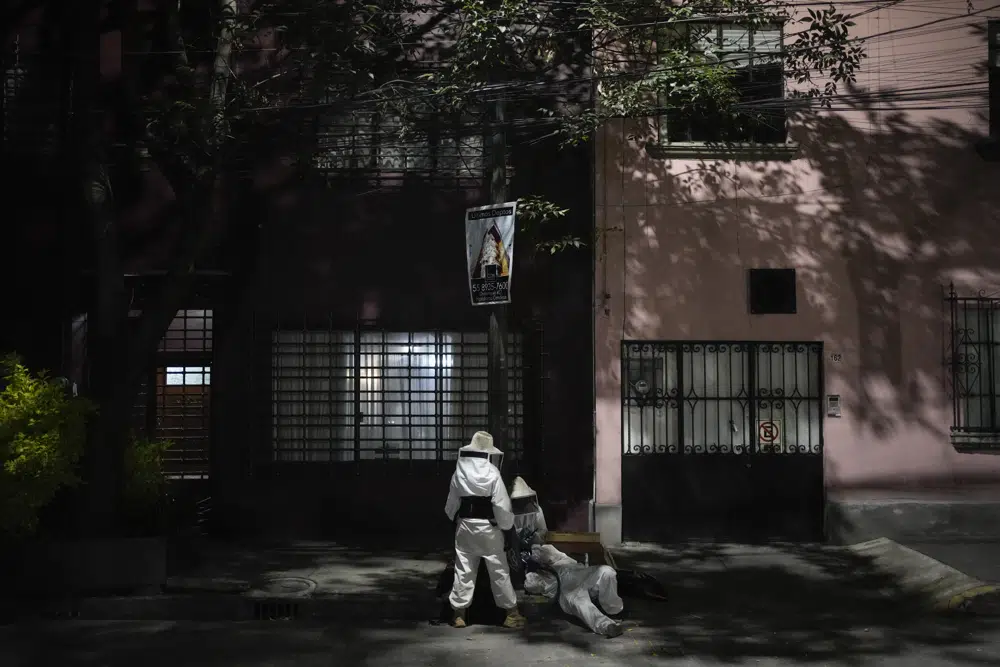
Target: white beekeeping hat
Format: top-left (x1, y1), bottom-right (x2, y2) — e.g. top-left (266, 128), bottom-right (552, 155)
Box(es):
top-left (510, 476), bottom-right (536, 500)
top-left (461, 430), bottom-right (502, 455)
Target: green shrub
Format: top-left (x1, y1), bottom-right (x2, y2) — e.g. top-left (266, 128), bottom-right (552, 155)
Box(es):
top-left (0, 355), bottom-right (95, 538)
top-left (124, 434), bottom-right (172, 510)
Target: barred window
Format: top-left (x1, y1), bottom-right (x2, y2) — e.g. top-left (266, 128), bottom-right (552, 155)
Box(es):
top-left (949, 294), bottom-right (1000, 444)
top-left (116, 309), bottom-right (215, 480)
top-left (313, 112), bottom-right (485, 178)
top-left (271, 330), bottom-right (523, 462)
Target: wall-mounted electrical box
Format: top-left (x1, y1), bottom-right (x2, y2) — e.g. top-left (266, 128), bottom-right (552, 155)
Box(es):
top-left (827, 395), bottom-right (842, 418)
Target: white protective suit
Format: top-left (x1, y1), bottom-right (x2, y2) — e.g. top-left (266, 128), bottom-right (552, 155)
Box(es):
top-left (511, 478), bottom-right (624, 637)
top-left (510, 476), bottom-right (548, 544)
top-left (525, 544), bottom-right (624, 637)
top-left (444, 432), bottom-right (517, 611)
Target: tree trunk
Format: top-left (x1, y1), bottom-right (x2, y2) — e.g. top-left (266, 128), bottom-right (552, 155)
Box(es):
top-left (74, 0), bottom-right (239, 536)
top-left (120, 0), bottom-right (238, 400)
top-left (65, 0), bottom-right (130, 536)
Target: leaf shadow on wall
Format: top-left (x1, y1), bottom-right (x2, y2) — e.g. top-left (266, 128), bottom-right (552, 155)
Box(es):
top-left (597, 86), bottom-right (1000, 480)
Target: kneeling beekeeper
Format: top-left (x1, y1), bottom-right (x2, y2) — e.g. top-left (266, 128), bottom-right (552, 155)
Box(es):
top-left (444, 431), bottom-right (526, 629)
top-left (510, 477), bottom-right (624, 638)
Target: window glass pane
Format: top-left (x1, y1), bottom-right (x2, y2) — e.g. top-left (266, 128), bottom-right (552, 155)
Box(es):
top-left (754, 26), bottom-right (783, 64)
top-left (720, 24), bottom-right (752, 68)
top-left (457, 135), bottom-right (485, 176)
top-left (439, 135), bottom-right (486, 176)
top-left (954, 306), bottom-right (996, 430)
top-left (659, 24), bottom-right (689, 51)
top-left (376, 116), bottom-right (407, 170)
top-left (690, 23), bottom-right (718, 56)
top-left (165, 366), bottom-right (211, 386)
top-left (159, 309), bottom-right (213, 353)
top-left (314, 112), bottom-right (374, 170)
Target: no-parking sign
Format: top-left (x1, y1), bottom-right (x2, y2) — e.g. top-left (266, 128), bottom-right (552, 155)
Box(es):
top-left (757, 420), bottom-right (782, 447)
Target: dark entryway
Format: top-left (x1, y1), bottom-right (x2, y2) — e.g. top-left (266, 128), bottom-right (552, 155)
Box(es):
top-left (621, 341), bottom-right (825, 543)
top-left (132, 309), bottom-right (214, 479)
top-left (221, 319), bottom-right (546, 539)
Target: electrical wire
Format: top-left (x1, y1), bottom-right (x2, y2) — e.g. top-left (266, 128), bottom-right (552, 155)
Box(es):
top-left (7, 0), bottom-right (997, 156)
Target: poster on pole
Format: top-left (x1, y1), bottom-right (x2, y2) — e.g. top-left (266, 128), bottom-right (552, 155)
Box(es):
top-left (466, 201), bottom-right (517, 306)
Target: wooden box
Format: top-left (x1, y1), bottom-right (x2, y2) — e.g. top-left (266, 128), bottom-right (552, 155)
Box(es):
top-left (546, 531), bottom-right (617, 568)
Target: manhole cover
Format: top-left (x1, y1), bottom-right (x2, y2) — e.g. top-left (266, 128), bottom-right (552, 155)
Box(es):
top-left (247, 577), bottom-right (317, 598)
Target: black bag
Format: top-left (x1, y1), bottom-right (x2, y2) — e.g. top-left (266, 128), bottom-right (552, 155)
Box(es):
top-left (616, 568), bottom-right (668, 601)
top-left (504, 528), bottom-right (526, 590)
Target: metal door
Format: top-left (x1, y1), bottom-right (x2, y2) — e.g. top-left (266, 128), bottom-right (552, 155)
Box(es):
top-left (621, 341), bottom-right (824, 543)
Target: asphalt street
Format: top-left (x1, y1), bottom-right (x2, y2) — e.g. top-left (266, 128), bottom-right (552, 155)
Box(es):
top-left (5, 615), bottom-right (1000, 667)
top-left (5, 540), bottom-right (1000, 666)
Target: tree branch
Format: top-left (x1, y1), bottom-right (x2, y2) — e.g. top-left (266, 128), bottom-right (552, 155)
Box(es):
top-left (163, 0), bottom-right (190, 69)
top-left (122, 0), bottom-right (240, 397)
top-left (210, 0), bottom-right (238, 112)
top-left (2, 0), bottom-right (48, 39)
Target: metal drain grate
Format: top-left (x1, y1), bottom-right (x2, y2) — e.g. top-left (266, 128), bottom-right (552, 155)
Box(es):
top-left (43, 606), bottom-right (80, 619)
top-left (254, 601), bottom-right (299, 620)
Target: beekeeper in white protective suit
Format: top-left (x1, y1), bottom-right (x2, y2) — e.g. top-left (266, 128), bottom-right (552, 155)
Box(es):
top-left (513, 476), bottom-right (623, 638)
top-left (526, 544), bottom-right (625, 637)
top-left (444, 431), bottom-right (526, 629)
top-left (510, 476), bottom-right (548, 544)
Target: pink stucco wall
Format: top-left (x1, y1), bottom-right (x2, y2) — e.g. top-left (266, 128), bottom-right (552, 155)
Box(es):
top-left (595, 2), bottom-right (1000, 507)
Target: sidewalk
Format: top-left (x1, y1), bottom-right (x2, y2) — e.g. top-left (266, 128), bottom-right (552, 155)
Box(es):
top-left (10, 541), bottom-right (453, 623)
top-left (613, 539), bottom-right (1000, 613)
top-left (607, 540), bottom-right (1000, 664)
top-left (7, 538), bottom-right (1000, 626)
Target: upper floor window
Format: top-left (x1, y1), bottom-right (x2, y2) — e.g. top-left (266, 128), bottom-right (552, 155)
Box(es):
top-left (313, 111), bottom-right (485, 179)
top-left (656, 22), bottom-right (790, 156)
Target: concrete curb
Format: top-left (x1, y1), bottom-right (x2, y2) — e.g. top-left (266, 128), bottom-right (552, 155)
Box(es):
top-left (847, 538), bottom-right (1000, 611)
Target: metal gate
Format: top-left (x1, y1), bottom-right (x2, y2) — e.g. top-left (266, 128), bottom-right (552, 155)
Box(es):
top-left (269, 326), bottom-right (542, 465)
top-left (621, 341), bottom-right (824, 542)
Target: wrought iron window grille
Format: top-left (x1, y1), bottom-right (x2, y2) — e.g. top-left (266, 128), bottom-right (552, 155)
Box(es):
top-left (270, 329), bottom-right (528, 463)
top-left (946, 284), bottom-right (1000, 452)
top-left (621, 341), bottom-right (823, 456)
top-left (309, 109), bottom-right (487, 181)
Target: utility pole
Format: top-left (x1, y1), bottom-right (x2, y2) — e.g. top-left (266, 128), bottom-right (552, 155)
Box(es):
top-left (487, 95), bottom-right (509, 456)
